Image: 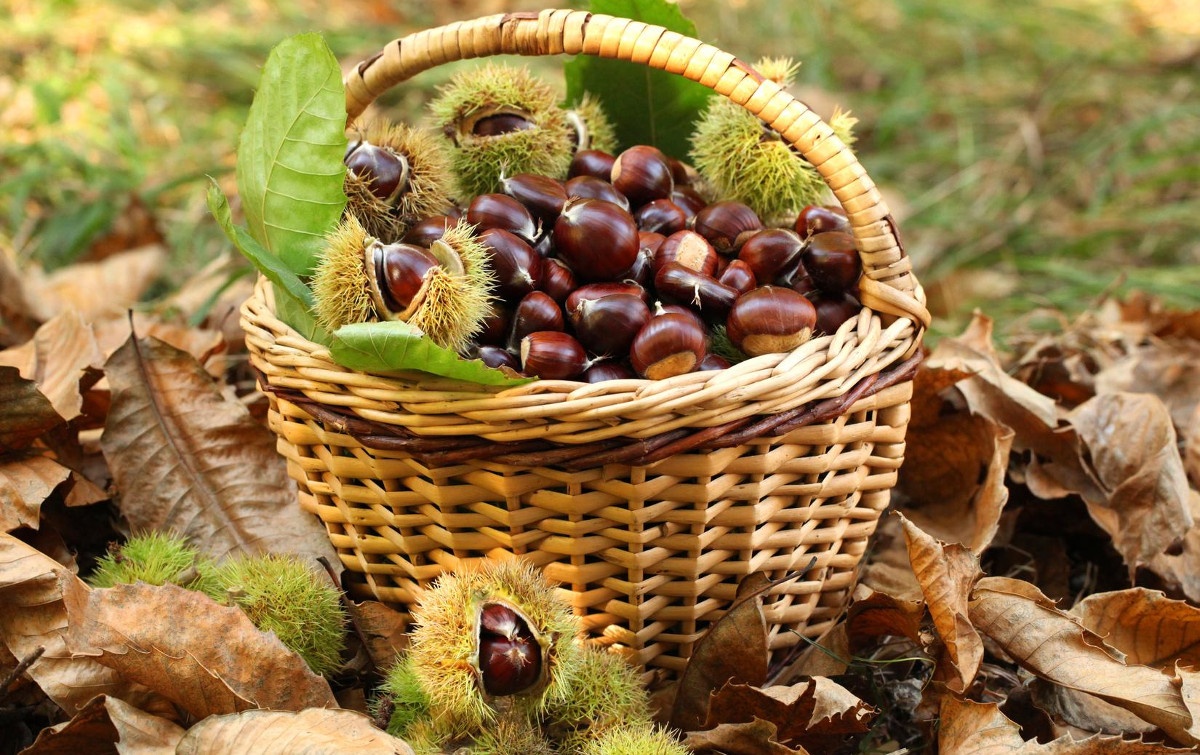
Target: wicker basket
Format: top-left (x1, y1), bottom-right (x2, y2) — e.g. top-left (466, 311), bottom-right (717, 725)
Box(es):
top-left (241, 9), bottom-right (930, 675)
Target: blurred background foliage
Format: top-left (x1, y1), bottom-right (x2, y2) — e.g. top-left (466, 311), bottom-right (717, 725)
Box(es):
top-left (2, 0), bottom-right (1197, 338)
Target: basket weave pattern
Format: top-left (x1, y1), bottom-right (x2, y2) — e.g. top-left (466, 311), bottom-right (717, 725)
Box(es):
top-left (242, 9), bottom-right (930, 673)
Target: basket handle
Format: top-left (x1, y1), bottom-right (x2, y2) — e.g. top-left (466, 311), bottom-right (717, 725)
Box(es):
top-left (344, 10), bottom-right (930, 328)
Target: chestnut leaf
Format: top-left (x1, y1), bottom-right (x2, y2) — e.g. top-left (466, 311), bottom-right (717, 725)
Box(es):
top-left (235, 32), bottom-right (347, 278)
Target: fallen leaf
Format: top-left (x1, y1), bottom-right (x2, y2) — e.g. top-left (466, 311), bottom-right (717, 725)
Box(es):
top-left (0, 366), bottom-right (63, 453)
top-left (684, 718), bottom-right (805, 755)
top-left (939, 695), bottom-right (1187, 753)
top-left (0, 309), bottom-right (104, 422)
top-left (1185, 403), bottom-right (1200, 489)
top-left (1068, 392), bottom-right (1192, 572)
top-left (845, 584), bottom-right (925, 649)
top-left (175, 708), bottom-right (415, 754)
top-left (776, 623), bottom-right (851, 682)
top-left (0, 454), bottom-right (72, 532)
top-left (702, 678), bottom-right (874, 749)
top-left (1071, 589), bottom-right (1200, 670)
top-left (20, 694), bottom-right (184, 754)
top-left (1030, 676), bottom-right (1157, 738)
top-left (22, 245), bottom-right (166, 322)
top-left (0, 243), bottom-right (39, 347)
top-left (62, 579), bottom-right (337, 718)
top-left (670, 573), bottom-right (771, 732)
top-left (860, 513), bottom-right (923, 601)
top-left (0, 533), bottom-right (167, 716)
top-left (1094, 341), bottom-right (1200, 438)
top-left (901, 515), bottom-right (983, 694)
top-left (969, 576), bottom-right (1198, 746)
top-left (350, 600), bottom-right (409, 673)
top-left (91, 311), bottom-right (227, 379)
top-left (99, 335), bottom-right (339, 566)
top-left (1144, 491), bottom-right (1200, 603)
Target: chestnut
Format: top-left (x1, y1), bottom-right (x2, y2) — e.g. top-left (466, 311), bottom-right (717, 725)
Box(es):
top-left (345, 142), bottom-right (406, 204)
top-left (552, 197), bottom-right (640, 283)
top-left (698, 353), bottom-right (732, 371)
top-left (630, 312), bottom-right (707, 380)
top-left (473, 112), bottom-right (536, 137)
top-left (795, 204), bottom-right (850, 237)
top-left (654, 262), bottom-right (738, 320)
top-left (726, 286), bottom-right (817, 357)
top-left (467, 193), bottom-right (539, 243)
top-left (568, 149), bottom-right (617, 181)
top-left (479, 228), bottom-right (542, 303)
top-left (801, 231), bottom-right (862, 294)
top-left (813, 292), bottom-right (862, 335)
top-left (563, 175), bottom-right (630, 212)
top-left (611, 145), bottom-right (674, 207)
top-left (671, 186), bottom-right (707, 220)
top-left (374, 242), bottom-right (439, 315)
top-left (476, 344), bottom-right (520, 371)
top-left (737, 228), bottom-right (804, 284)
top-left (519, 331), bottom-right (588, 380)
top-left (477, 602), bottom-right (541, 696)
top-left (565, 282), bottom-right (650, 316)
top-left (633, 199), bottom-right (688, 235)
top-left (569, 293), bottom-right (651, 358)
top-left (692, 200), bottom-right (762, 254)
top-left (538, 258), bottom-right (576, 304)
top-left (402, 214), bottom-right (457, 247)
top-left (653, 230), bottom-right (719, 277)
top-left (500, 173), bottom-right (568, 223)
top-left (582, 361), bottom-right (636, 383)
top-left (476, 302), bottom-right (512, 347)
top-left (718, 259), bottom-right (757, 295)
top-left (509, 290), bottom-right (564, 348)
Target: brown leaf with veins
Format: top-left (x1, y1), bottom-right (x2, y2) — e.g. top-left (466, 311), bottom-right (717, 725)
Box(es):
top-left (1144, 491), bottom-right (1200, 604)
top-left (861, 513), bottom-right (922, 601)
top-left (845, 584), bottom-right (925, 650)
top-left (0, 455), bottom-right (71, 532)
top-left (939, 695), bottom-right (1190, 753)
top-left (350, 600), bottom-right (409, 673)
top-left (99, 335), bottom-right (339, 567)
top-left (1068, 392), bottom-right (1192, 572)
top-left (0, 533), bottom-right (169, 716)
top-left (21, 245), bottom-right (166, 322)
top-left (21, 694), bottom-right (184, 754)
top-left (1094, 340), bottom-right (1200, 439)
top-left (969, 576), bottom-right (1199, 747)
top-left (684, 718), bottom-right (805, 755)
top-left (62, 579), bottom-right (336, 719)
top-left (0, 309), bottom-right (104, 422)
top-left (1071, 589), bottom-right (1200, 671)
top-left (0, 367), bottom-right (63, 453)
top-left (701, 678), bottom-right (874, 750)
top-left (175, 708), bottom-right (415, 755)
top-left (91, 311), bottom-right (227, 379)
top-left (901, 515), bottom-right (983, 694)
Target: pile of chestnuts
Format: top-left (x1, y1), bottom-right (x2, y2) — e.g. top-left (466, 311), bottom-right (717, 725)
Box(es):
top-left (348, 141), bottom-right (863, 383)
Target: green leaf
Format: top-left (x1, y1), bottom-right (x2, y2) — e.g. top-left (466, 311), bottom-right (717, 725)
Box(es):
top-left (236, 32), bottom-right (347, 277)
top-left (330, 322), bottom-right (531, 387)
top-left (564, 0), bottom-right (713, 159)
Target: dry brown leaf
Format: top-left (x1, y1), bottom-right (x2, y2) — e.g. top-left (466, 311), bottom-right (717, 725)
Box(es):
top-left (0, 454), bottom-right (71, 532)
top-left (777, 622), bottom-right (851, 681)
top-left (969, 576), bottom-right (1198, 747)
top-left (683, 718), bottom-right (806, 755)
top-left (1093, 341), bottom-right (1200, 438)
top-left (701, 678), bottom-right (874, 750)
top-left (1068, 392), bottom-right (1192, 572)
top-left (1030, 677), bottom-right (1158, 738)
top-left (1144, 491), bottom-right (1200, 603)
top-left (175, 708), bottom-right (415, 754)
top-left (901, 515), bottom-right (983, 694)
top-left (0, 242), bottom-right (39, 347)
top-left (0, 366), bottom-right (63, 453)
top-left (350, 600), bottom-right (409, 673)
top-left (1071, 589), bottom-right (1200, 670)
top-left (939, 695), bottom-right (1187, 753)
top-left (670, 573), bottom-right (771, 732)
top-left (860, 513), bottom-right (922, 601)
top-left (845, 583), bottom-right (925, 649)
top-left (0, 309), bottom-right (104, 422)
top-left (61, 579), bottom-right (337, 719)
top-left (1185, 403), bottom-right (1200, 489)
top-left (91, 311), bottom-right (227, 379)
top-left (0, 533), bottom-right (168, 716)
top-left (21, 694), bottom-right (184, 754)
top-left (99, 335), bottom-right (339, 566)
top-left (22, 245), bottom-right (166, 322)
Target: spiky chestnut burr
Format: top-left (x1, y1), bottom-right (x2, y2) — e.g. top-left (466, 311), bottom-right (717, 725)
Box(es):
top-left (544, 646), bottom-right (655, 753)
top-left (205, 553), bottom-right (346, 676)
top-left (378, 655), bottom-right (434, 742)
top-left (311, 216), bottom-right (496, 353)
top-left (406, 559), bottom-right (583, 738)
top-left (580, 724), bottom-right (692, 755)
top-left (565, 92), bottom-right (619, 155)
top-left (343, 121), bottom-right (457, 242)
top-left (688, 58), bottom-right (855, 225)
top-left (430, 63), bottom-right (574, 197)
top-left (86, 531), bottom-right (217, 594)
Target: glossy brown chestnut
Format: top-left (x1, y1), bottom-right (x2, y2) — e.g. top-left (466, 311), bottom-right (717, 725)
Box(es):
top-left (480, 228), bottom-right (542, 303)
top-left (467, 193), bottom-right (539, 243)
top-left (563, 175), bottom-right (630, 212)
top-left (509, 291), bottom-right (564, 348)
top-left (374, 242), bottom-right (439, 314)
top-left (794, 204), bottom-right (850, 237)
top-left (477, 603), bottom-right (542, 698)
top-left (697, 353), bottom-right (732, 371)
top-left (402, 214), bottom-right (457, 247)
top-left (692, 201), bottom-right (763, 254)
top-left (519, 331), bottom-right (588, 380)
top-left (569, 293), bottom-right (651, 358)
top-left (565, 282), bottom-right (650, 316)
top-left (568, 149), bottom-right (617, 181)
top-left (501, 173), bottom-right (568, 223)
top-left (553, 198), bottom-right (640, 283)
top-left (737, 228), bottom-right (805, 284)
top-left (671, 186), bottom-right (707, 220)
top-left (630, 312), bottom-right (707, 380)
top-left (611, 145), bottom-right (674, 207)
top-left (654, 230), bottom-right (719, 277)
top-left (476, 303), bottom-right (512, 347)
top-left (476, 345), bottom-right (520, 371)
top-left (654, 262), bottom-right (738, 320)
top-left (473, 112), bottom-right (536, 137)
top-left (345, 142), bottom-right (406, 204)
top-left (813, 292), bottom-right (862, 335)
top-left (801, 231), bottom-right (862, 294)
top-left (726, 286), bottom-right (817, 357)
top-left (582, 361), bottom-right (637, 383)
top-left (538, 258), bottom-right (576, 304)
top-left (718, 259), bottom-right (757, 296)
top-left (634, 199), bottom-right (688, 235)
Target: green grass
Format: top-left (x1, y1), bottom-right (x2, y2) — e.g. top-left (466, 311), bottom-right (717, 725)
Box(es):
top-left (1, 0), bottom-right (1196, 335)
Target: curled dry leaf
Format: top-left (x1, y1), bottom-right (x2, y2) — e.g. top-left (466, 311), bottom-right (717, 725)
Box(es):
top-left (348, 600), bottom-right (409, 673)
top-left (1144, 491), bottom-right (1200, 604)
top-left (175, 708), bottom-right (415, 755)
top-left (0, 533), bottom-right (168, 716)
top-left (1071, 588), bottom-right (1200, 671)
top-left (845, 583), bottom-right (925, 650)
top-left (701, 678), bottom-right (874, 750)
top-left (21, 245), bottom-right (166, 322)
top-left (0, 455), bottom-right (72, 533)
top-left (1093, 340), bottom-right (1200, 438)
top-left (1067, 392), bottom-right (1192, 572)
top-left (99, 335), bottom-right (339, 568)
top-left (61, 579), bottom-right (337, 719)
top-left (0, 309), bottom-right (104, 422)
top-left (0, 366), bottom-right (63, 453)
top-left (901, 514), bottom-right (983, 694)
top-left (684, 718), bottom-right (806, 755)
top-left (91, 311), bottom-right (228, 380)
top-left (20, 694), bottom-right (184, 755)
top-left (969, 576), bottom-right (1200, 747)
top-left (861, 513), bottom-right (923, 601)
